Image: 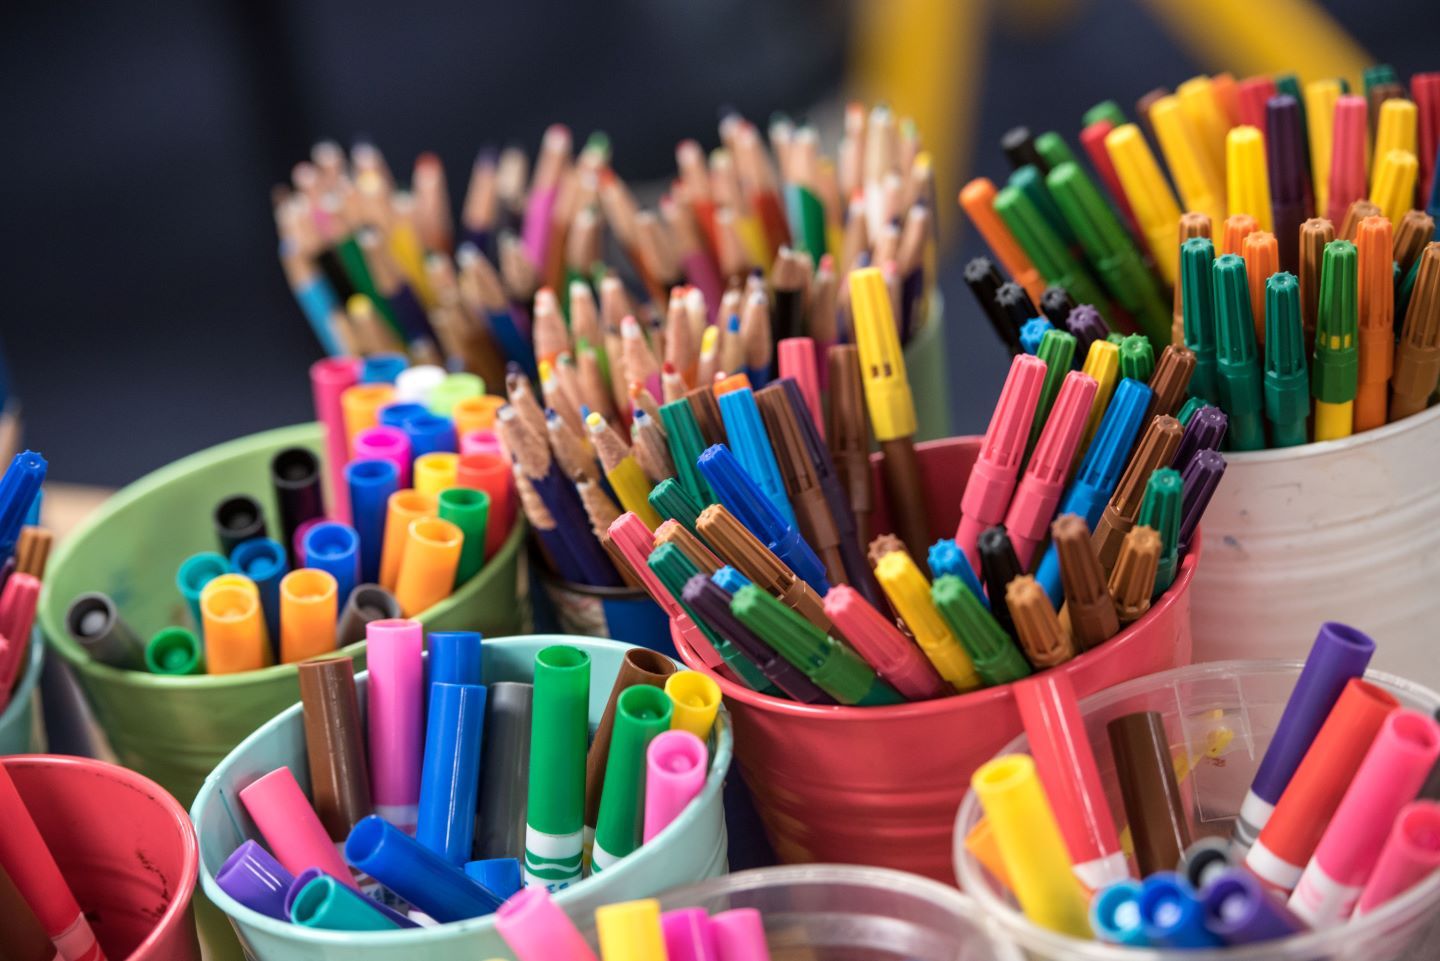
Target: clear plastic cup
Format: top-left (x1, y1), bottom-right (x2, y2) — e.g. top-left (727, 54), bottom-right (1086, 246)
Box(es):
top-left (953, 659), bottom-right (1440, 960)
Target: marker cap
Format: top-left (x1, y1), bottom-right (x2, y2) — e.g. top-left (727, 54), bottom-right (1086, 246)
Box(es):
top-left (1108, 710), bottom-right (1192, 877)
top-left (379, 489), bottom-right (437, 592)
top-left (874, 551), bottom-right (981, 691)
top-left (824, 583), bottom-right (951, 699)
top-left (710, 908), bottom-right (772, 961)
top-left (957, 354), bottom-right (1046, 564)
top-left (279, 568), bottom-right (339, 664)
top-left (416, 681), bottom-right (487, 865)
top-left (684, 575), bottom-right (830, 704)
top-left (437, 487), bottom-right (490, 585)
top-left (494, 886), bottom-right (599, 961)
top-left (239, 765), bottom-right (354, 885)
top-left (1203, 867), bottom-right (1303, 945)
top-left (586, 648), bottom-right (677, 830)
top-left (1178, 449), bottom-right (1226, 555)
top-left (1091, 880), bottom-right (1147, 946)
top-left (336, 583), bottom-right (400, 647)
top-left (527, 645), bottom-right (590, 840)
top-left (848, 266), bottom-right (916, 440)
top-left (215, 493), bottom-right (268, 558)
top-left (463, 858), bottom-right (522, 902)
top-left (716, 387), bottom-right (796, 528)
top-left (200, 578), bottom-right (271, 674)
top-left (298, 656), bottom-right (372, 842)
top-left (344, 815), bottom-right (502, 922)
top-left (65, 591), bottom-right (146, 670)
top-left (145, 626), bottom-right (203, 675)
top-left (1139, 872), bottom-right (1220, 948)
top-left (475, 681), bottom-right (533, 860)
top-left (593, 685), bottom-right (673, 869)
top-left (661, 907), bottom-right (719, 961)
top-left (366, 618), bottom-right (424, 824)
top-left (1356, 800), bottom-right (1440, 915)
top-left (215, 840), bottom-right (295, 921)
top-left (289, 875), bottom-right (399, 930)
top-left (644, 730), bottom-right (709, 844)
top-left (1137, 469), bottom-right (1183, 594)
top-left (928, 538), bottom-right (987, 608)
top-left (393, 516), bottom-right (463, 616)
top-left (1005, 371), bottom-right (1097, 567)
top-left (1226, 126), bottom-right (1273, 231)
top-left (414, 452), bottom-right (460, 498)
top-left (1051, 514), bottom-right (1119, 651)
top-left (596, 899), bottom-right (667, 961)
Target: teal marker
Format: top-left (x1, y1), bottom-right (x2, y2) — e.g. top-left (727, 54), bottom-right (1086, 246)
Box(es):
top-left (730, 584), bottom-right (902, 706)
top-left (648, 477), bottom-right (704, 536)
top-left (289, 875), bottom-right (400, 930)
top-left (1263, 272), bottom-right (1311, 447)
top-left (659, 399), bottom-right (714, 507)
top-left (993, 182), bottom-right (1109, 312)
top-left (1029, 329), bottom-right (1079, 455)
top-left (1008, 164), bottom-right (1078, 248)
top-left (1137, 469), bottom-right (1183, 595)
top-left (1181, 238), bottom-right (1220, 404)
top-left (1119, 334), bottom-right (1155, 383)
top-left (1212, 254), bottom-right (1267, 450)
top-left (1176, 396), bottom-right (1211, 426)
top-left (931, 576), bottom-right (1031, 686)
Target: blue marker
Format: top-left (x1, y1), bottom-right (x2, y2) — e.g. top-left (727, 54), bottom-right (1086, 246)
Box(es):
top-left (1139, 873), bottom-right (1221, 949)
top-left (345, 816), bottom-right (503, 922)
top-left (378, 402), bottom-right (429, 431)
top-left (697, 444), bottom-right (829, 594)
top-left (416, 682), bottom-right (487, 866)
top-left (359, 353), bottom-right (408, 384)
top-left (176, 551), bottom-right (230, 632)
top-left (1092, 880), bottom-right (1150, 946)
top-left (716, 386), bottom-right (796, 527)
top-left (928, 539), bottom-right (987, 609)
top-left (287, 253), bottom-right (345, 357)
top-left (345, 459), bottom-right (399, 585)
top-left (463, 858), bottom-right (522, 900)
top-left (303, 523), bottom-right (361, 609)
top-left (429, 631), bottom-right (482, 688)
top-left (403, 412), bottom-right (458, 458)
top-left (711, 565), bottom-right (752, 595)
top-left (1019, 317), bottom-right (1055, 355)
top-left (230, 538), bottom-right (288, 652)
top-left (0, 451), bottom-right (46, 563)
top-left (1033, 378), bottom-right (1152, 604)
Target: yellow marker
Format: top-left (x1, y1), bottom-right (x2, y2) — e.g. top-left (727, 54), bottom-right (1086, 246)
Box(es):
top-left (847, 267), bottom-right (916, 441)
top-left (1303, 79), bottom-right (1343, 217)
top-left (453, 394), bottom-right (505, 438)
top-left (1176, 77), bottom-right (1230, 186)
top-left (379, 489), bottom-right (437, 592)
top-left (972, 754), bottom-right (1092, 938)
top-left (340, 383), bottom-right (397, 455)
top-left (200, 578), bottom-right (271, 675)
top-left (394, 516), bottom-right (463, 616)
top-left (1150, 95), bottom-right (1225, 226)
top-left (874, 551), bottom-right (980, 692)
top-left (1226, 126), bottom-right (1273, 232)
top-left (1373, 99), bottom-right (1418, 183)
top-left (1078, 339), bottom-right (1121, 456)
top-left (385, 215), bottom-right (436, 307)
top-left (595, 899), bottom-right (666, 961)
top-left (1370, 149), bottom-right (1419, 226)
top-left (279, 568), bottom-right (338, 663)
top-left (413, 452), bottom-right (460, 498)
top-left (664, 671), bottom-right (721, 741)
top-left (1104, 124), bottom-right (1183, 286)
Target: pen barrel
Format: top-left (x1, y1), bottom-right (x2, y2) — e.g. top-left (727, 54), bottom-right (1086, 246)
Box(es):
top-left (239, 766), bottom-right (354, 887)
top-left (593, 686), bottom-right (673, 870)
top-left (475, 682), bottom-right (533, 860)
top-left (378, 490), bottom-right (435, 592)
top-left (344, 815), bottom-right (502, 923)
top-left (456, 452), bottom-right (513, 559)
top-left (525, 645), bottom-right (590, 890)
top-left (1108, 711), bottom-right (1192, 876)
top-left (200, 581), bottom-right (271, 675)
top-left (65, 592), bottom-right (146, 670)
top-left (585, 649), bottom-right (677, 832)
top-left (413, 452), bottom-right (460, 498)
top-left (289, 876), bottom-right (398, 931)
top-left (279, 569), bottom-right (338, 664)
top-left (298, 658), bottom-right (372, 845)
top-left (311, 358), bottom-right (359, 523)
top-left (643, 731), bottom-right (708, 846)
top-left (271, 447), bottom-right (326, 566)
top-left (417, 682), bottom-right (487, 865)
top-left (345, 460), bottom-right (399, 584)
top-left (1355, 801), bottom-right (1440, 915)
top-left (875, 438), bottom-right (929, 561)
top-left (367, 619), bottom-right (423, 831)
top-left (438, 487), bottom-right (490, 585)
top-left (302, 523), bottom-right (360, 613)
top-left (494, 886), bottom-right (600, 961)
top-left (394, 516), bottom-right (463, 616)
top-left (1203, 868), bottom-right (1304, 945)
top-left (1312, 399), bottom-right (1354, 442)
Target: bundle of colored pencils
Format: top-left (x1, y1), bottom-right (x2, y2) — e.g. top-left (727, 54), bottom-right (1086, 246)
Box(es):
top-left (0, 451), bottom-right (48, 712)
top-left (962, 64), bottom-right (1440, 449)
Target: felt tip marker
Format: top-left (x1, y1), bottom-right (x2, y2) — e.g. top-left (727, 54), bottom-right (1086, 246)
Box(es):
top-left (524, 644), bottom-right (589, 890)
top-left (1004, 370), bottom-right (1097, 568)
top-left (494, 886), bottom-right (599, 961)
top-left (1091, 881), bottom-right (1148, 946)
top-left (366, 618), bottom-right (424, 832)
top-left (1355, 800), bottom-right (1440, 916)
top-left (1139, 873), bottom-right (1219, 948)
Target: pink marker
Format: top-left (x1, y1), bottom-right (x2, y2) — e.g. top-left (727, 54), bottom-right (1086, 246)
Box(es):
top-left (1013, 671), bottom-right (1128, 890)
top-left (366, 618), bottom-right (424, 832)
top-left (1326, 96), bottom-right (1368, 222)
top-left (662, 907), bottom-right (719, 961)
top-left (608, 513), bottom-right (725, 674)
top-left (1003, 371), bottom-right (1098, 568)
top-left (0, 573), bottom-right (40, 693)
top-left (643, 730), bottom-right (709, 843)
top-left (777, 337), bottom-right (824, 438)
top-left (238, 766), bottom-right (355, 888)
top-left (291, 517), bottom-right (324, 567)
top-left (710, 908), bottom-right (772, 961)
top-left (311, 357), bottom-right (359, 523)
top-left (495, 885), bottom-right (599, 961)
top-left (822, 585), bottom-right (948, 700)
top-left (1289, 709), bottom-right (1440, 926)
top-left (354, 425), bottom-right (412, 489)
top-left (1356, 800), bottom-right (1440, 915)
top-left (956, 354), bottom-right (1047, 569)
top-left (460, 428), bottom-right (502, 456)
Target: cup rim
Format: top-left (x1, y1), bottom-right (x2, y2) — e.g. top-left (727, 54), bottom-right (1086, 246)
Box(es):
top-left (1221, 400), bottom-right (1440, 465)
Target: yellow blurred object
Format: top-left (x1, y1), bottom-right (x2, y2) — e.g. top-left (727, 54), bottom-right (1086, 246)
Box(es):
top-left (1105, 124), bottom-right (1183, 286)
top-left (1151, 95), bottom-right (1226, 227)
top-left (1226, 126), bottom-right (1273, 232)
top-left (413, 452), bottom-right (460, 498)
top-left (1303, 80), bottom-right (1344, 218)
top-left (1370, 149), bottom-right (1419, 234)
top-left (1176, 77), bottom-right (1231, 189)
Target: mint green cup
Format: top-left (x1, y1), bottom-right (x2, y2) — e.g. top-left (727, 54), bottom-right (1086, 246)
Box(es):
top-left (0, 629), bottom-right (45, 753)
top-left (192, 635), bottom-right (732, 961)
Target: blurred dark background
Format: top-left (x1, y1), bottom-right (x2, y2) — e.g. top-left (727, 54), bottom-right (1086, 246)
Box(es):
top-left (0, 0), bottom-right (1431, 486)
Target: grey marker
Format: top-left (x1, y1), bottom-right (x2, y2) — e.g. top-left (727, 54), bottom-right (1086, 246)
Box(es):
top-left (473, 681), bottom-right (533, 860)
top-left (65, 592), bottom-right (145, 669)
top-left (336, 583), bottom-right (402, 647)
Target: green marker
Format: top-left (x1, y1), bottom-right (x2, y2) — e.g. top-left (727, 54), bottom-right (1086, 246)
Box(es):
top-left (648, 477), bottom-right (704, 536)
top-left (646, 543), bottom-right (774, 694)
top-left (1137, 469), bottom-right (1183, 595)
top-left (1083, 100), bottom-right (1127, 129)
top-left (1212, 254), bottom-right (1267, 450)
top-left (1034, 131), bottom-right (1080, 171)
top-left (1176, 396), bottom-right (1211, 426)
top-left (438, 487), bottom-right (490, 585)
top-left (659, 399), bottom-right (714, 507)
top-left (525, 644), bottom-right (590, 890)
top-left (730, 585), bottom-right (902, 706)
top-left (994, 183), bottom-right (1109, 313)
top-left (1046, 161), bottom-right (1171, 346)
top-left (335, 235), bottom-right (403, 339)
top-left (1119, 334), bottom-right (1156, 384)
top-left (1029, 329), bottom-right (1078, 455)
top-left (1312, 240), bottom-right (1359, 442)
top-left (931, 576), bottom-right (1031, 686)
top-left (1263, 272), bottom-right (1311, 448)
top-left (1106, 332), bottom-right (1126, 346)
top-left (144, 627), bottom-right (203, 676)
top-left (290, 875), bottom-right (399, 930)
top-left (592, 685), bottom-right (673, 872)
top-left (1008, 165), bottom-right (1078, 249)
top-left (427, 373), bottom-right (484, 416)
top-left (785, 184), bottom-right (828, 265)
top-left (1181, 238), bottom-right (1220, 404)
top-left (1362, 64), bottom-right (1399, 98)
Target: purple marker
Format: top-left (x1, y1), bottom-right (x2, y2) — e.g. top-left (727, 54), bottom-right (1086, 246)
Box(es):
top-left (1171, 407), bottom-right (1229, 473)
top-left (1266, 96), bottom-right (1309, 273)
top-left (1203, 868), bottom-right (1302, 944)
top-left (215, 840), bottom-right (293, 920)
top-left (1065, 304), bottom-right (1111, 363)
top-left (1232, 622), bottom-right (1376, 851)
top-left (662, 907), bottom-right (720, 961)
top-left (1179, 449), bottom-right (1226, 555)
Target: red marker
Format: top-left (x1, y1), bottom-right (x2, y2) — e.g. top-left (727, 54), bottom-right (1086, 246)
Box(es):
top-left (607, 512), bottom-right (721, 676)
top-left (777, 338), bottom-right (824, 438)
top-left (1355, 800), bottom-right (1440, 915)
top-left (1247, 678), bottom-right (1399, 892)
top-left (0, 766), bottom-right (106, 961)
top-left (1235, 76), bottom-right (1278, 135)
top-left (1326, 96), bottom-right (1368, 222)
top-left (1003, 371), bottom-right (1097, 568)
top-left (956, 354), bottom-right (1046, 569)
top-left (823, 585), bottom-right (949, 701)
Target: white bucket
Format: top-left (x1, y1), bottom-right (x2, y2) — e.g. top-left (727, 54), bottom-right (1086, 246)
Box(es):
top-left (1190, 404), bottom-right (1440, 688)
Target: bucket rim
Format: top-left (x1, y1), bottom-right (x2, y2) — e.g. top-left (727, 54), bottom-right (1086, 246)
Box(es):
top-left (655, 861), bottom-right (982, 916)
top-left (37, 422), bottom-right (526, 690)
top-left (0, 628), bottom-right (45, 734)
top-left (191, 633), bottom-right (734, 944)
top-left (1221, 401), bottom-right (1440, 466)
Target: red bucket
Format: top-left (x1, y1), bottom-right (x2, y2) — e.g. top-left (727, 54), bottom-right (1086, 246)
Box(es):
top-left (1, 755), bottom-right (201, 961)
top-left (672, 436), bottom-right (1198, 883)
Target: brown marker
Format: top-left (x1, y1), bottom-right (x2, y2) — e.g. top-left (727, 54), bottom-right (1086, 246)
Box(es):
top-left (1108, 710), bottom-right (1193, 876)
top-left (1299, 218), bottom-right (1336, 354)
top-left (1145, 344), bottom-right (1197, 421)
top-left (14, 527), bottom-right (52, 578)
top-left (336, 583), bottom-right (402, 647)
top-left (1091, 415), bottom-right (1182, 572)
top-left (1391, 243), bottom-right (1440, 420)
top-left (599, 531), bottom-right (645, 590)
top-left (583, 647), bottom-right (676, 835)
top-left (1339, 198), bottom-right (1382, 241)
top-left (685, 385), bottom-right (727, 447)
top-left (697, 503), bottom-right (832, 632)
top-left (867, 533), bottom-right (907, 568)
top-left (1108, 525), bottom-right (1161, 624)
top-left (1395, 211), bottom-right (1436, 279)
top-left (654, 519), bottom-right (723, 574)
top-left (1134, 87), bottom-right (1170, 143)
top-left (298, 656), bottom-right (373, 843)
top-left (1005, 575), bottom-right (1076, 669)
top-left (826, 345), bottom-right (875, 548)
top-left (1173, 213), bottom-right (1213, 345)
top-left (1052, 514), bottom-right (1120, 650)
top-left (754, 384), bottom-right (848, 587)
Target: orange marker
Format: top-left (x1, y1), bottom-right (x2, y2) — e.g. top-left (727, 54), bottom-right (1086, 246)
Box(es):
top-left (340, 383), bottom-right (397, 455)
top-left (1355, 216), bottom-right (1395, 432)
top-left (279, 568), bottom-right (338, 663)
top-left (200, 577), bottom-right (271, 674)
top-left (959, 178), bottom-right (1045, 301)
top-left (453, 394), bottom-right (505, 437)
top-left (1243, 231), bottom-right (1280, 346)
top-left (379, 489), bottom-right (437, 592)
top-left (394, 517), bottom-right (464, 616)
top-left (1221, 213), bottom-right (1259, 257)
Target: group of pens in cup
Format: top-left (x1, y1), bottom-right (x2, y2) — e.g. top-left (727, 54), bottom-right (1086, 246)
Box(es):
top-left (968, 622), bottom-right (1440, 950)
top-left (60, 360), bottom-right (517, 675)
top-left (217, 626), bottom-right (722, 930)
top-left (0, 451), bottom-right (49, 711)
top-left (962, 64), bottom-right (1440, 449)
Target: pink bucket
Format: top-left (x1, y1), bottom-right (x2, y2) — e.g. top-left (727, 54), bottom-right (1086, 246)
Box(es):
top-left (672, 437), bottom-right (1198, 883)
top-left (2, 755), bottom-right (201, 961)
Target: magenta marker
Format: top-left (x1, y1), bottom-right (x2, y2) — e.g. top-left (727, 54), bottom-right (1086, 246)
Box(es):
top-left (956, 354), bottom-right (1046, 569)
top-left (643, 730), bottom-right (709, 843)
top-left (460, 429), bottom-right (503, 456)
top-left (312, 357), bottom-right (360, 523)
top-left (1289, 709), bottom-right (1440, 927)
top-left (710, 908), bottom-right (772, 961)
top-left (354, 426), bottom-right (413, 489)
top-left (238, 766), bottom-right (356, 888)
top-left (663, 907), bottom-right (719, 961)
top-left (367, 618), bottom-right (424, 832)
top-left (1356, 801), bottom-right (1440, 915)
top-left (1003, 370), bottom-right (1097, 568)
top-left (291, 517), bottom-right (323, 567)
top-left (494, 886), bottom-right (599, 961)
